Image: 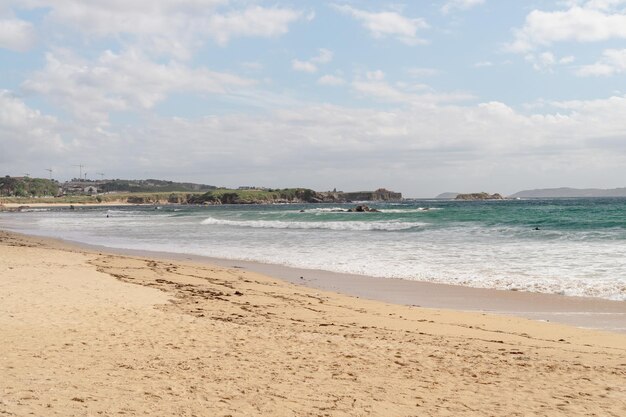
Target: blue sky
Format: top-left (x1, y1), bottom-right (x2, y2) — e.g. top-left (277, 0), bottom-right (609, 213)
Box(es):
top-left (1, 0), bottom-right (625, 196)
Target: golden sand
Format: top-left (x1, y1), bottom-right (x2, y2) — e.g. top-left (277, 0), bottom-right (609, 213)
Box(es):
top-left (1, 231), bottom-right (625, 416)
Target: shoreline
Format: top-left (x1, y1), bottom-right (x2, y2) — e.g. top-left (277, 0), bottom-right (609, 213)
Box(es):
top-left (2, 229), bottom-right (626, 416)
top-left (6, 228), bottom-right (626, 333)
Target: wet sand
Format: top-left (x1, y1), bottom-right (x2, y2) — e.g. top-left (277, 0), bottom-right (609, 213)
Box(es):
top-left (1, 230), bottom-right (625, 416)
top-left (1, 202), bottom-right (132, 209)
top-left (69, 241), bottom-right (626, 333)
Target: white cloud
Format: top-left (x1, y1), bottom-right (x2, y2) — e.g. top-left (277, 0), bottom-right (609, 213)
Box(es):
top-left (366, 70), bottom-right (385, 81)
top-left (0, 90), bottom-right (64, 165)
top-left (527, 51), bottom-right (555, 71)
top-left (292, 59), bottom-right (318, 73)
top-left (474, 61), bottom-right (493, 68)
top-left (577, 48), bottom-right (626, 75)
top-left (441, 0), bottom-right (485, 14)
top-left (241, 61), bottom-right (263, 70)
top-left (352, 72), bottom-right (474, 105)
top-left (0, 17), bottom-right (36, 51)
top-left (4, 82), bottom-right (626, 194)
top-left (525, 51), bottom-right (577, 71)
top-left (576, 63), bottom-right (616, 76)
top-left (333, 4), bottom-right (429, 45)
top-left (581, 0), bottom-right (626, 11)
top-left (405, 67), bottom-right (439, 77)
top-left (509, 5), bottom-right (626, 52)
top-left (22, 49), bottom-right (255, 124)
top-left (3, 0), bottom-right (626, 194)
top-left (312, 48), bottom-right (333, 64)
top-left (318, 75), bottom-right (345, 86)
top-left (209, 6), bottom-right (304, 46)
top-left (292, 48), bottom-right (333, 73)
top-left (69, 95), bottom-right (626, 194)
top-left (17, 1), bottom-right (303, 58)
top-left (352, 79), bottom-right (409, 103)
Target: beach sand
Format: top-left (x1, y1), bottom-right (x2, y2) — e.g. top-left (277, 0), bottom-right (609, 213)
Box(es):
top-left (1, 230), bottom-right (625, 416)
top-left (0, 202), bottom-right (132, 209)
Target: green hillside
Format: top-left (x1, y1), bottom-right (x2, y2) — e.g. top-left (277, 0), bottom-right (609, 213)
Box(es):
top-left (0, 176), bottom-right (59, 197)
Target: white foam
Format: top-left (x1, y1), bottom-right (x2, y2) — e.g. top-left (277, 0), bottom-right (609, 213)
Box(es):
top-left (301, 207), bottom-right (350, 213)
top-left (379, 208), bottom-right (441, 213)
top-left (3, 207), bottom-right (625, 301)
top-left (200, 217), bottom-right (424, 231)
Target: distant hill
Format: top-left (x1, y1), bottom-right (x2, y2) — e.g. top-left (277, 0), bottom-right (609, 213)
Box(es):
top-left (0, 176), bottom-right (59, 197)
top-left (187, 188), bottom-right (402, 205)
top-left (96, 179), bottom-right (217, 193)
top-left (510, 187), bottom-right (626, 198)
top-left (435, 192), bottom-right (460, 199)
top-left (1, 175), bottom-right (403, 205)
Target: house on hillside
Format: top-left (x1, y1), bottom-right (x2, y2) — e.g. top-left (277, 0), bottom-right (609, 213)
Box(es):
top-left (61, 181), bottom-right (99, 195)
top-left (84, 186), bottom-right (98, 195)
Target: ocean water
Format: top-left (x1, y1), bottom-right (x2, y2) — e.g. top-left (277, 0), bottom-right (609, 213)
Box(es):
top-left (1, 198), bottom-right (625, 300)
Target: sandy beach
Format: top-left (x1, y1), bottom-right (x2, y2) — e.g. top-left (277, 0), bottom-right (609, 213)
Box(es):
top-left (0, 202), bottom-right (133, 209)
top-left (1, 230), bottom-right (625, 416)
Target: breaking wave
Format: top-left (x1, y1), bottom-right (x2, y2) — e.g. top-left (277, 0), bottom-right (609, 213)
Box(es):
top-left (200, 217), bottom-right (423, 231)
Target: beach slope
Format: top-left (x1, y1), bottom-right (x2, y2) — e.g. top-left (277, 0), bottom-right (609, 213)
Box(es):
top-left (1, 231), bottom-right (625, 416)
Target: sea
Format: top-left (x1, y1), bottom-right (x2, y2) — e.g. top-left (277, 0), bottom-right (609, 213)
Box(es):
top-left (1, 198), bottom-right (625, 301)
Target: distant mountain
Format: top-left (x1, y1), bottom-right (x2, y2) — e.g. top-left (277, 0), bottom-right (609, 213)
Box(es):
top-left (510, 187), bottom-right (626, 198)
top-left (435, 192), bottom-right (460, 199)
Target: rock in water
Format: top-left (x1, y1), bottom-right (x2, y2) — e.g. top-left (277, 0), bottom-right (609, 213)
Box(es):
top-left (455, 192), bottom-right (505, 201)
top-left (347, 205), bottom-right (380, 212)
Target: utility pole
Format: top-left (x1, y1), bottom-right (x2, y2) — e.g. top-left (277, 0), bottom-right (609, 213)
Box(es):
top-left (45, 168), bottom-right (53, 180)
top-left (96, 172), bottom-right (105, 180)
top-left (72, 164), bottom-right (85, 181)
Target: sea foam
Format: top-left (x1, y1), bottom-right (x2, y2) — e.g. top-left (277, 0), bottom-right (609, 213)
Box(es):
top-left (200, 217), bottom-right (423, 231)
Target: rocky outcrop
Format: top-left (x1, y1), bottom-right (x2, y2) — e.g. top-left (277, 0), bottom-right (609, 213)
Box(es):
top-left (346, 205), bottom-right (380, 213)
top-left (187, 188), bottom-right (403, 205)
top-left (455, 192), bottom-right (505, 201)
top-left (319, 188), bottom-right (402, 203)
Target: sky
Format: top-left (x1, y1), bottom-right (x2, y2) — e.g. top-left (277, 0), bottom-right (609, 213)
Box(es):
top-left (1, 0), bottom-right (625, 197)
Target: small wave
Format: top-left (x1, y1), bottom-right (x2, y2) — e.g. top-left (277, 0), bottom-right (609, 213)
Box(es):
top-left (200, 217), bottom-right (424, 231)
top-left (379, 208), bottom-right (441, 213)
top-left (105, 209), bottom-right (162, 216)
top-left (301, 207), bottom-right (350, 213)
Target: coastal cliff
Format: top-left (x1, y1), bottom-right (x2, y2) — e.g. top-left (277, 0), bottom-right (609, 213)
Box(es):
top-left (1, 180), bottom-right (402, 207)
top-left (328, 188), bottom-right (402, 202)
top-left (186, 188), bottom-right (402, 205)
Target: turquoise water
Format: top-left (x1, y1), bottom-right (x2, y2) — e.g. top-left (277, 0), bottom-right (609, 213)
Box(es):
top-left (2, 198), bottom-right (625, 300)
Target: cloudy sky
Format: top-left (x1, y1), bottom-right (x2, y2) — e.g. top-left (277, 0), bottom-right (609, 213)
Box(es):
top-left (1, 0), bottom-right (625, 197)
